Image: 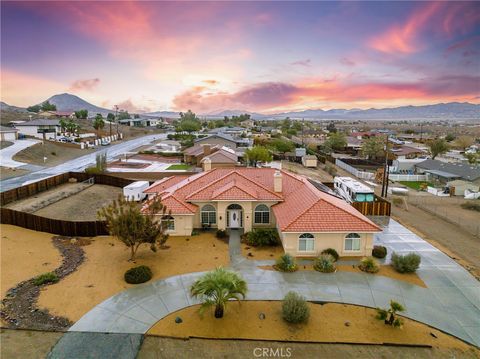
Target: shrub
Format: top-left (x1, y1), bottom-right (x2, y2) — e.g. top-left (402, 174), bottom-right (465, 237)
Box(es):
top-left (124, 265), bottom-right (153, 284)
top-left (461, 202), bottom-right (480, 212)
top-left (391, 252), bottom-right (421, 273)
top-left (372, 245), bottom-right (387, 259)
top-left (313, 254), bottom-right (336, 273)
top-left (243, 228), bottom-right (280, 247)
top-left (359, 257), bottom-right (379, 273)
top-left (51, 151), bottom-right (57, 156)
top-left (376, 300), bottom-right (405, 328)
top-left (391, 197), bottom-right (403, 207)
top-left (33, 272), bottom-right (59, 286)
top-left (216, 229), bottom-right (228, 239)
top-left (282, 291), bottom-right (310, 323)
top-left (321, 248), bottom-right (339, 261)
top-left (275, 254), bottom-right (298, 272)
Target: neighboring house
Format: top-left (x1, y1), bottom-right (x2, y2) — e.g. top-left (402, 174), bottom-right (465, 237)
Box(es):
top-left (184, 144), bottom-right (219, 166)
top-left (118, 118), bottom-right (160, 127)
top-left (446, 180), bottom-right (479, 196)
top-left (209, 126), bottom-right (245, 136)
top-left (389, 145), bottom-right (427, 160)
top-left (194, 134), bottom-right (239, 149)
top-left (13, 119), bottom-right (60, 140)
top-left (240, 119), bottom-right (255, 128)
top-left (0, 126), bottom-right (18, 141)
top-left (200, 147), bottom-right (238, 170)
top-left (143, 168), bottom-right (381, 257)
top-left (415, 159), bottom-right (480, 184)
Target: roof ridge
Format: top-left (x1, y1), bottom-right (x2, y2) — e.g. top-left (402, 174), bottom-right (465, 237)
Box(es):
top-left (184, 169), bottom-right (236, 200)
top-left (233, 170), bottom-right (283, 199)
top-left (212, 180), bottom-right (258, 200)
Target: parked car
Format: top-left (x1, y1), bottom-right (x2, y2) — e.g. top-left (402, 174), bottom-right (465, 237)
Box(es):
top-left (101, 139), bottom-right (110, 146)
top-left (58, 137), bottom-right (73, 143)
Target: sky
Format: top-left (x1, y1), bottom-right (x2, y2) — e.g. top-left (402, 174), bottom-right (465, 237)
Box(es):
top-left (1, 1), bottom-right (479, 114)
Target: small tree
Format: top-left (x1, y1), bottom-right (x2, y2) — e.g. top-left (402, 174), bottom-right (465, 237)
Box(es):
top-left (245, 146), bottom-right (272, 166)
top-left (271, 138), bottom-right (294, 157)
top-left (93, 115), bottom-right (105, 139)
top-left (27, 104), bottom-right (41, 113)
top-left (190, 267), bottom-right (247, 318)
top-left (465, 153), bottom-right (478, 165)
top-left (362, 136), bottom-right (385, 160)
top-left (282, 291), bottom-right (310, 323)
top-left (107, 112), bottom-right (115, 121)
top-left (376, 300), bottom-right (405, 327)
top-left (98, 195), bottom-right (170, 261)
top-left (454, 135), bottom-right (474, 150)
top-left (59, 118), bottom-right (67, 134)
top-left (324, 132), bottom-right (346, 153)
top-left (75, 109), bottom-right (88, 119)
top-left (429, 139), bottom-right (449, 159)
top-left (41, 101), bottom-right (57, 111)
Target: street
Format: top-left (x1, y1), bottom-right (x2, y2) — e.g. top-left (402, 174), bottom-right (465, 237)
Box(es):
top-left (0, 134), bottom-right (166, 192)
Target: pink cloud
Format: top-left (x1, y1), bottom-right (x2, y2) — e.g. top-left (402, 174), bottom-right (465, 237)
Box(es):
top-left (340, 57), bottom-right (356, 66)
top-left (69, 78), bottom-right (100, 91)
top-left (116, 99), bottom-right (151, 113)
top-left (291, 59), bottom-right (312, 67)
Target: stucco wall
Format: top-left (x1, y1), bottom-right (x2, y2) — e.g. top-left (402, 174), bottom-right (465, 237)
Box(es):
top-left (279, 230), bottom-right (374, 258)
top-left (156, 214), bottom-right (194, 236)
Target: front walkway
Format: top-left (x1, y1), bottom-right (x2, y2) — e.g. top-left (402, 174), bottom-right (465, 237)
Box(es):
top-left (66, 218), bottom-right (480, 348)
top-left (0, 139), bottom-right (40, 168)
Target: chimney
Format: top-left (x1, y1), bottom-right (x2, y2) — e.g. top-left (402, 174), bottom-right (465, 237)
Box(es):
top-left (202, 144), bottom-right (211, 156)
top-left (274, 170), bottom-right (282, 193)
top-left (203, 157), bottom-right (212, 171)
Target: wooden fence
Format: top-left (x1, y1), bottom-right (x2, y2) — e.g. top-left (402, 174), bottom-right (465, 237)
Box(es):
top-left (0, 172), bottom-right (134, 206)
top-left (1, 208), bottom-right (108, 237)
top-left (351, 195), bottom-right (391, 216)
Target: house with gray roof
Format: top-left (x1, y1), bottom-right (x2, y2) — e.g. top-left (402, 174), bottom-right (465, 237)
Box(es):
top-left (415, 159), bottom-right (480, 184)
top-left (13, 119), bottom-right (60, 140)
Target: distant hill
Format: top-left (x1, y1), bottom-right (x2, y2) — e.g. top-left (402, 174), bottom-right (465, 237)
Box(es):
top-left (0, 101), bottom-right (28, 113)
top-left (40, 93), bottom-right (111, 115)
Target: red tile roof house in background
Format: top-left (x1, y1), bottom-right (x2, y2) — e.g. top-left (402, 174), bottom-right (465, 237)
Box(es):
top-left (144, 168), bottom-right (380, 258)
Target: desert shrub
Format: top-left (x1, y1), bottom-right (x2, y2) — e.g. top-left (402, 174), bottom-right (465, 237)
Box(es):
top-left (243, 228), bottom-right (280, 247)
top-left (359, 257), bottom-right (379, 273)
top-left (124, 265), bottom-right (153, 284)
top-left (275, 254), bottom-right (298, 272)
top-left (191, 229), bottom-right (200, 236)
top-left (215, 229), bottom-right (228, 239)
top-left (282, 291), bottom-right (310, 323)
top-left (376, 300), bottom-right (405, 328)
top-left (461, 202), bottom-right (480, 212)
top-left (391, 197), bottom-right (403, 207)
top-left (321, 248), bottom-right (339, 261)
top-left (313, 254), bottom-right (336, 273)
top-left (372, 245), bottom-right (387, 259)
top-left (391, 252), bottom-right (421, 273)
top-left (51, 151), bottom-right (57, 156)
top-left (33, 272), bottom-right (59, 286)
top-left (84, 166), bottom-right (103, 174)
top-left (325, 163), bottom-right (337, 177)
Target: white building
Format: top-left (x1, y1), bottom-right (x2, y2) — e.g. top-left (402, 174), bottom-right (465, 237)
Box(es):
top-left (13, 119), bottom-right (60, 140)
top-left (0, 126), bottom-right (18, 141)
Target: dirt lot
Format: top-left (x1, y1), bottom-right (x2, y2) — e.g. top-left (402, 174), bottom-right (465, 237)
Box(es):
top-left (13, 141), bottom-right (94, 167)
top-left (33, 184), bottom-right (122, 221)
top-left (0, 167), bottom-right (29, 180)
top-left (0, 225), bottom-right (62, 298)
top-left (148, 301), bottom-right (477, 356)
top-left (38, 232), bottom-right (229, 321)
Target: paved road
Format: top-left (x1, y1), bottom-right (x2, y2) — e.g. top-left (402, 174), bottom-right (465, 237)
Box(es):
top-left (66, 219), bottom-right (480, 349)
top-left (0, 139), bottom-right (40, 168)
top-left (0, 134), bottom-right (166, 192)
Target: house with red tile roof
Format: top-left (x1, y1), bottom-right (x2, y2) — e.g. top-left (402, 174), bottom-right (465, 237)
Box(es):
top-left (144, 168), bottom-right (381, 257)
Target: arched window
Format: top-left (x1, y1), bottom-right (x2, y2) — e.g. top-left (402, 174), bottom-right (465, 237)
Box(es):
top-left (298, 233), bottom-right (315, 252)
top-left (254, 204), bottom-right (270, 224)
top-left (161, 215), bottom-right (175, 231)
top-left (201, 204), bottom-right (216, 225)
top-left (344, 233), bottom-right (361, 251)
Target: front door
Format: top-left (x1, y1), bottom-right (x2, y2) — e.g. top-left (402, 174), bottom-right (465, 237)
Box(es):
top-left (229, 210), bottom-right (241, 228)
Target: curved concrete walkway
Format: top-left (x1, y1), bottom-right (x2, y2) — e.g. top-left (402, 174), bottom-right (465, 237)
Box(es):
top-left (68, 219), bottom-right (480, 347)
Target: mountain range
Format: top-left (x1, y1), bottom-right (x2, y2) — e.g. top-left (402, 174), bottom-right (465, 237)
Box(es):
top-left (1, 93), bottom-right (479, 120)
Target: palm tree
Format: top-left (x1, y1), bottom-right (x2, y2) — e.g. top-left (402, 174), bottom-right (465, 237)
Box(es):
top-left (190, 267), bottom-right (248, 318)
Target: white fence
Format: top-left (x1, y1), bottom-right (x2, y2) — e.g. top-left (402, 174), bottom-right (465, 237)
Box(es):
top-left (388, 174), bottom-right (428, 182)
top-left (335, 159), bottom-right (375, 180)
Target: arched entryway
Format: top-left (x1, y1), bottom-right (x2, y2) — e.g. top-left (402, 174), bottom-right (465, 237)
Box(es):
top-left (226, 204), bottom-right (243, 229)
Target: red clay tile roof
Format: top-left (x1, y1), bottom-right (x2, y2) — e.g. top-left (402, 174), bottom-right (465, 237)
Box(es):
top-left (145, 168), bottom-right (381, 232)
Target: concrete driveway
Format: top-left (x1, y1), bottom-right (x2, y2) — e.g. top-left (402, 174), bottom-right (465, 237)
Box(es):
top-left (67, 218), bottom-right (480, 347)
top-left (0, 139), bottom-right (39, 168)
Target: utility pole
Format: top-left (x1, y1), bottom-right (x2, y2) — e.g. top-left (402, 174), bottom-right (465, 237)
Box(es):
top-left (301, 118), bottom-right (304, 147)
top-left (420, 122), bottom-right (423, 142)
top-left (381, 134), bottom-right (389, 197)
top-left (114, 105), bottom-right (119, 135)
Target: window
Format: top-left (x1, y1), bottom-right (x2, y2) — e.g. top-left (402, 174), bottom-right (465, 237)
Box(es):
top-left (201, 204), bottom-right (216, 225)
top-left (344, 233), bottom-right (361, 251)
top-left (254, 204), bottom-right (270, 224)
top-left (161, 215), bottom-right (175, 231)
top-left (298, 233), bottom-right (315, 252)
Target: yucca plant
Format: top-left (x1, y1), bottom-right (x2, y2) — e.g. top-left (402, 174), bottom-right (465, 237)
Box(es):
top-left (359, 257), bottom-right (380, 273)
top-left (376, 300), bottom-right (405, 328)
top-left (313, 254), bottom-right (336, 273)
top-left (190, 267), bottom-right (248, 318)
top-left (275, 254), bottom-right (298, 272)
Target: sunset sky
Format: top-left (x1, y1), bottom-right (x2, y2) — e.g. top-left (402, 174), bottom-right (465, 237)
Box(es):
top-left (1, 1), bottom-right (479, 114)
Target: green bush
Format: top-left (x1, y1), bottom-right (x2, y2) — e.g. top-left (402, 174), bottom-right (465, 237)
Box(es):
top-left (215, 229), bottom-right (228, 239)
top-left (282, 291), bottom-right (310, 323)
top-left (321, 248), bottom-right (339, 261)
top-left (359, 257), bottom-right (379, 273)
top-left (391, 252), bottom-right (421, 273)
top-left (313, 254), bottom-right (336, 273)
top-left (275, 254), bottom-right (298, 272)
top-left (243, 228), bottom-right (280, 247)
top-left (372, 245), bottom-right (387, 259)
top-left (124, 265), bottom-right (153, 284)
top-left (33, 272), bottom-right (59, 286)
top-left (461, 202), bottom-right (480, 212)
